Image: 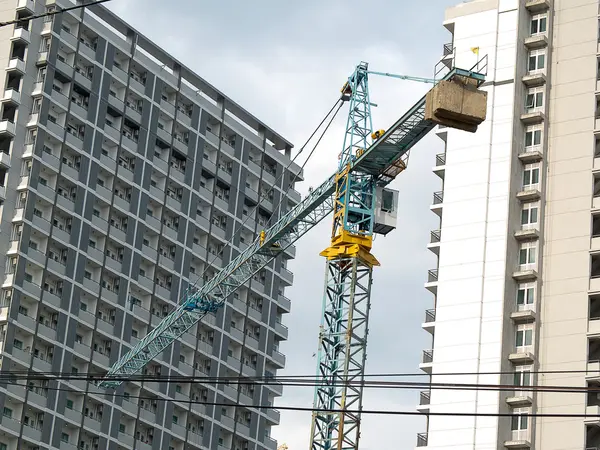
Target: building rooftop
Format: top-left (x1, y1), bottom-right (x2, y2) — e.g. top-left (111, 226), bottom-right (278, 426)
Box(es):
top-left (53, 0), bottom-right (293, 152)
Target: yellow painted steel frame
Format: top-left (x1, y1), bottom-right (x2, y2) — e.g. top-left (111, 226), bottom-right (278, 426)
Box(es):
top-left (322, 166), bottom-right (379, 268)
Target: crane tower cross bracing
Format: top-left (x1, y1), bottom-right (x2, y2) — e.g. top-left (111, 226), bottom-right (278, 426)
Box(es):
top-left (99, 62), bottom-right (487, 439)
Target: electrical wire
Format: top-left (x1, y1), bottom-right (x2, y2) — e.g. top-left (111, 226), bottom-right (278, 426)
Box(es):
top-left (0, 0), bottom-right (112, 27)
top-left (3, 367), bottom-right (600, 381)
top-left (5, 371), bottom-right (600, 394)
top-left (9, 380), bottom-right (600, 419)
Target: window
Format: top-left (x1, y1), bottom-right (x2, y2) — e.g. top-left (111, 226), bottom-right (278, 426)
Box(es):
top-left (381, 189), bottom-right (395, 212)
top-left (521, 202), bottom-right (539, 229)
top-left (511, 407), bottom-right (530, 441)
top-left (525, 87), bottom-right (544, 113)
top-left (524, 125), bottom-right (542, 151)
top-left (61, 432), bottom-right (69, 443)
top-left (39, 36), bottom-right (50, 52)
top-left (519, 242), bottom-right (537, 267)
top-left (36, 67), bottom-right (46, 82)
top-left (32, 97), bottom-right (42, 114)
top-left (25, 128), bottom-right (37, 145)
top-left (511, 408), bottom-right (529, 431)
top-left (119, 423), bottom-right (126, 433)
top-left (528, 49), bottom-right (546, 73)
top-left (517, 283), bottom-right (535, 310)
top-left (66, 399), bottom-right (74, 409)
top-left (530, 14), bottom-right (547, 35)
top-left (513, 366), bottom-right (532, 388)
top-left (515, 325), bottom-right (533, 350)
top-left (522, 164), bottom-right (540, 189)
top-left (3, 407), bottom-right (12, 418)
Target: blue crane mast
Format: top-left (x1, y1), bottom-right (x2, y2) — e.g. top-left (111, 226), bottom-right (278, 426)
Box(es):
top-left (100, 56), bottom-right (487, 448)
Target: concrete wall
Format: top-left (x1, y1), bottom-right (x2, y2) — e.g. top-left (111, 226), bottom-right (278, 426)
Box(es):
top-left (536, 0), bottom-right (598, 449)
top-left (427, 1), bottom-right (520, 448)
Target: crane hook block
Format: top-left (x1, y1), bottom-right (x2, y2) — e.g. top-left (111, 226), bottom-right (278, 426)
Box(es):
top-left (371, 129), bottom-right (386, 140)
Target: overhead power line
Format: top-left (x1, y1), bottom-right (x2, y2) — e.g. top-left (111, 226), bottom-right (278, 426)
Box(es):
top-left (7, 381), bottom-right (600, 420)
top-left (0, 367), bottom-right (598, 381)
top-left (4, 370), bottom-right (600, 395)
top-left (0, 0), bottom-right (112, 28)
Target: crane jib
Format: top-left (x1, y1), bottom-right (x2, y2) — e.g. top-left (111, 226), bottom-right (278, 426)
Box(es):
top-left (99, 63), bottom-right (487, 388)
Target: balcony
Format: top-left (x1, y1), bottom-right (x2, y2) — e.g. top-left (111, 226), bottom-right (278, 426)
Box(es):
top-left (512, 268), bottom-right (538, 282)
top-left (510, 309), bottom-right (536, 323)
top-left (440, 42), bottom-right (454, 69)
top-left (524, 34), bottom-right (548, 50)
top-left (419, 349), bottom-right (433, 374)
top-left (422, 309), bottom-right (436, 334)
top-left (424, 269), bottom-right (438, 294)
top-left (2, 88), bottom-right (20, 105)
top-left (427, 229), bottom-right (441, 255)
top-left (416, 391), bottom-right (431, 413)
top-left (506, 390), bottom-right (533, 407)
top-left (585, 405), bottom-right (600, 425)
top-left (518, 147), bottom-right (543, 163)
top-left (16, 0), bottom-right (34, 13)
top-left (433, 152), bottom-right (445, 179)
top-left (525, 0), bottom-right (550, 13)
top-left (516, 187), bottom-right (541, 202)
top-left (11, 27), bottom-right (30, 44)
top-left (430, 191), bottom-right (443, 216)
top-left (504, 434), bottom-right (531, 448)
top-left (508, 350), bottom-right (535, 364)
top-left (0, 120), bottom-right (15, 136)
top-left (514, 228), bottom-right (539, 242)
top-left (520, 110), bottom-right (545, 125)
top-left (522, 72), bottom-right (546, 87)
top-left (416, 432), bottom-right (428, 447)
top-left (7, 58), bottom-right (25, 74)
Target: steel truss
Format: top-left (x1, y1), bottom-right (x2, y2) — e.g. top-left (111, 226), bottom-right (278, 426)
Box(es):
top-left (99, 59), bottom-right (487, 390)
top-left (310, 256), bottom-right (372, 450)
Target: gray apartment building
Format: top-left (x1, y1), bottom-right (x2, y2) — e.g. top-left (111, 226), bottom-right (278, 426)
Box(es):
top-left (0, 0), bottom-right (301, 449)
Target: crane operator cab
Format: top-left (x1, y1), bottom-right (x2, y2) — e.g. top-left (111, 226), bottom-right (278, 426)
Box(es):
top-left (373, 186), bottom-right (398, 235)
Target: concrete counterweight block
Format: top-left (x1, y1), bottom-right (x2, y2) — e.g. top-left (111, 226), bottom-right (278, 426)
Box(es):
top-left (425, 76), bottom-right (488, 133)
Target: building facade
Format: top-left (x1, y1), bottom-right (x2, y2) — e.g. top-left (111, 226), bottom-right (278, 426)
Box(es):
top-left (0, 0), bottom-right (301, 449)
top-left (416, 0), bottom-right (600, 448)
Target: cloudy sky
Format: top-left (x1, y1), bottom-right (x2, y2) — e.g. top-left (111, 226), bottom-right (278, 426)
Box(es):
top-left (105, 0), bottom-right (463, 447)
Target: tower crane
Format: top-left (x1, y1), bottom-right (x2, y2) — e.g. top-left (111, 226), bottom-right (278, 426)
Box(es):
top-left (99, 56), bottom-right (488, 448)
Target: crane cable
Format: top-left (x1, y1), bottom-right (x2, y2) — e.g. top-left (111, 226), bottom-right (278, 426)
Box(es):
top-left (190, 98), bottom-right (343, 295)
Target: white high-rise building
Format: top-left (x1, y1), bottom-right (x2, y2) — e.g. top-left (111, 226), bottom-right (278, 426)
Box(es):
top-left (416, 0), bottom-right (600, 448)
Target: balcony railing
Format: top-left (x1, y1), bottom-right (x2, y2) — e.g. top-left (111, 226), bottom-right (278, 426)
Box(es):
top-left (430, 230), bottom-right (441, 243)
top-left (427, 269), bottom-right (438, 283)
top-left (435, 153), bottom-right (446, 166)
top-left (417, 432), bottom-right (428, 447)
top-left (425, 309), bottom-right (436, 323)
top-left (433, 191), bottom-right (443, 205)
top-left (422, 350), bottom-right (433, 364)
top-left (419, 390), bottom-right (431, 405)
top-left (443, 43), bottom-right (453, 56)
